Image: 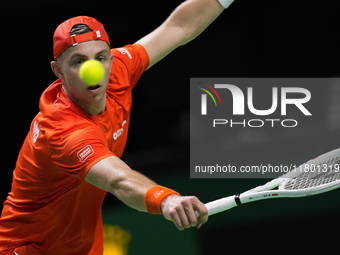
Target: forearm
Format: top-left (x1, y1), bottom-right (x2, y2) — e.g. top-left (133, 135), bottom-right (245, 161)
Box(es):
top-left (85, 156), bottom-right (157, 212)
top-left (85, 156), bottom-right (208, 230)
top-left (109, 168), bottom-right (157, 212)
top-left (165, 0), bottom-right (225, 45)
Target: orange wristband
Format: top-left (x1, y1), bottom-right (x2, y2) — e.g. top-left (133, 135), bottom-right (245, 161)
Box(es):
top-left (144, 185), bottom-right (180, 214)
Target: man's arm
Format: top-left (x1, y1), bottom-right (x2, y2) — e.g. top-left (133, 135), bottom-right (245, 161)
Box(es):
top-left (85, 156), bottom-right (208, 230)
top-left (136, 0), bottom-right (228, 69)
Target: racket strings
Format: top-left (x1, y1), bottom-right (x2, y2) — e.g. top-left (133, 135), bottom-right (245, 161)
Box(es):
top-left (284, 157), bottom-right (340, 190)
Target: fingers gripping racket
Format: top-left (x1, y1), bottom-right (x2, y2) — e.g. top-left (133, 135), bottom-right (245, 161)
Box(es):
top-left (196, 148), bottom-right (340, 217)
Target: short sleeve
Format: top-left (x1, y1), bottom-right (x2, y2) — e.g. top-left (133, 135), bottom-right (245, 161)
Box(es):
top-left (110, 44), bottom-right (149, 89)
top-left (49, 126), bottom-right (115, 180)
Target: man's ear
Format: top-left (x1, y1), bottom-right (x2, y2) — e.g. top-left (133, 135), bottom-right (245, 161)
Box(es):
top-left (51, 61), bottom-right (63, 79)
top-left (109, 53), bottom-right (114, 69)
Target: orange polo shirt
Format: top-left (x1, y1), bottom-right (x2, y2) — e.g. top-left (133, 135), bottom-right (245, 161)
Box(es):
top-left (0, 44), bottom-right (149, 255)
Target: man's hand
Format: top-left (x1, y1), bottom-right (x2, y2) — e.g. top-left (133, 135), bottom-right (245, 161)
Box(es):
top-left (161, 194), bottom-right (208, 230)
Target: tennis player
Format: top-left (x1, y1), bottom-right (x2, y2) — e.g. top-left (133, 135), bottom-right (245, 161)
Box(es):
top-left (0, 0), bottom-right (233, 254)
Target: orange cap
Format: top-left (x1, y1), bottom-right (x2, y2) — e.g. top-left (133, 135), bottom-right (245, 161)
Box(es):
top-left (53, 16), bottom-right (111, 60)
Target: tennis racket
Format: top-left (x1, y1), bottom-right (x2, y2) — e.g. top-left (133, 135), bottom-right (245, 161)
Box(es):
top-left (196, 148), bottom-right (340, 217)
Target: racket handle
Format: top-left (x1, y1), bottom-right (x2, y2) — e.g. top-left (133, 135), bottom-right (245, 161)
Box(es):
top-left (195, 195), bottom-right (238, 217)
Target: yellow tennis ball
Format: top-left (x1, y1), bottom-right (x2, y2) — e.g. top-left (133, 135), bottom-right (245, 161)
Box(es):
top-left (79, 60), bottom-right (105, 85)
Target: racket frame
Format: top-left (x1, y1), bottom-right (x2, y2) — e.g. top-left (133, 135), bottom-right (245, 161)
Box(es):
top-left (203, 148), bottom-right (340, 216)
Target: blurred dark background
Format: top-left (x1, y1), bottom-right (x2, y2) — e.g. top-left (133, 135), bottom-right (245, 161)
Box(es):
top-left (2, 0), bottom-right (340, 254)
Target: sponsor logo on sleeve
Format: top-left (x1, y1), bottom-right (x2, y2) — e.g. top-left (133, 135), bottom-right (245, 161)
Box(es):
top-left (77, 145), bottom-right (94, 162)
top-left (33, 120), bottom-right (39, 143)
top-left (116, 48), bottom-right (132, 59)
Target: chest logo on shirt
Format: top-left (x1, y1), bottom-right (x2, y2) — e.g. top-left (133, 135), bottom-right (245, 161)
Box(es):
top-left (113, 120), bottom-right (127, 141)
top-left (77, 145), bottom-right (94, 162)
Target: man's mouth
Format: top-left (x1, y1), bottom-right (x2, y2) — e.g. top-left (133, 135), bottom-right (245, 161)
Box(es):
top-left (87, 85), bottom-right (101, 91)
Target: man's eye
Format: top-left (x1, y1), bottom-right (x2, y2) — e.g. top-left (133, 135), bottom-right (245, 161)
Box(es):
top-left (97, 56), bottom-right (105, 62)
top-left (75, 59), bottom-right (83, 65)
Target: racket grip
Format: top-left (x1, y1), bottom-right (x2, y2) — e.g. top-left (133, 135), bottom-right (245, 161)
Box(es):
top-left (195, 195), bottom-right (238, 217)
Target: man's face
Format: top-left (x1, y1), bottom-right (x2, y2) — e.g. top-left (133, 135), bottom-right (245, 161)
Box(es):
top-left (52, 40), bottom-right (113, 115)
